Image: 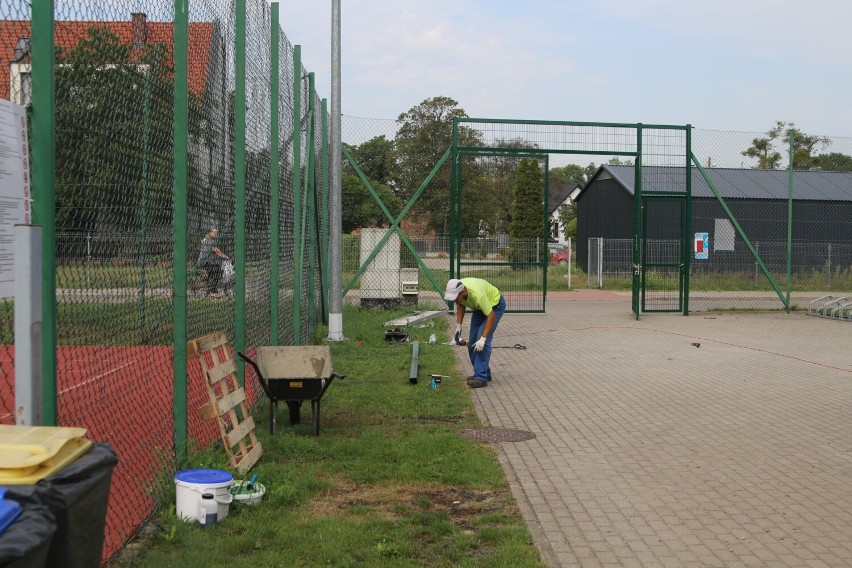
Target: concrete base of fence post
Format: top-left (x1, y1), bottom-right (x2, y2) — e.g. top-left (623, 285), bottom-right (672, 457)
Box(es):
top-left (14, 224), bottom-right (43, 425)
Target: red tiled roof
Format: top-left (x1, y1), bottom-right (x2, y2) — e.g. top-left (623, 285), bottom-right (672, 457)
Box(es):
top-left (1, 18), bottom-right (214, 100)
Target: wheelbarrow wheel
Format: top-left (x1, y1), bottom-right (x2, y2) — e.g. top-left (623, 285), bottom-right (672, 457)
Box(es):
top-left (287, 400), bottom-right (302, 425)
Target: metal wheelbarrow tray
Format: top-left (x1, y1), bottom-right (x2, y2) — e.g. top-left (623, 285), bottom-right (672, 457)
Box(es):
top-left (238, 346), bottom-right (345, 436)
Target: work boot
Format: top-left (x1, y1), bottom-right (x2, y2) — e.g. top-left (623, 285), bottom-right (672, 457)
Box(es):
top-left (466, 378), bottom-right (487, 388)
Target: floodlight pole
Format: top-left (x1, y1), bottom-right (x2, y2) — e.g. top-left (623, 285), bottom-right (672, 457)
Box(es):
top-left (326, 0), bottom-right (344, 340)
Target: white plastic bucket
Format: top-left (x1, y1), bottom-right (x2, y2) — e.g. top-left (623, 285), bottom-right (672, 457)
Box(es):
top-left (174, 469), bottom-right (234, 522)
top-left (230, 481), bottom-right (266, 505)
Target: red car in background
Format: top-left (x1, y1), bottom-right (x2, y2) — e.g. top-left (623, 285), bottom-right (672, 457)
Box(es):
top-left (549, 245), bottom-right (570, 265)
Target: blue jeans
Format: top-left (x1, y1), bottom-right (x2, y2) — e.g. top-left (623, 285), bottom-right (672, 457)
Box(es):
top-left (468, 295), bottom-right (506, 382)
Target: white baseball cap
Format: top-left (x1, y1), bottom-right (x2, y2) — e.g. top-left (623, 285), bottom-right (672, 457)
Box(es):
top-left (444, 279), bottom-right (464, 301)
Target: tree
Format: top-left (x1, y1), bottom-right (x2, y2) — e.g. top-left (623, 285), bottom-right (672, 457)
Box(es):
top-left (508, 158), bottom-right (544, 263)
top-left (475, 138), bottom-right (540, 237)
top-left (346, 135), bottom-right (395, 185)
top-left (806, 152), bottom-right (852, 172)
top-left (341, 171), bottom-right (403, 233)
top-left (549, 164), bottom-right (586, 187)
top-left (742, 136), bottom-right (782, 169)
top-left (607, 157), bottom-right (633, 166)
top-left (558, 202), bottom-right (577, 241)
top-left (742, 121), bottom-right (830, 169)
top-left (393, 96), bottom-right (481, 234)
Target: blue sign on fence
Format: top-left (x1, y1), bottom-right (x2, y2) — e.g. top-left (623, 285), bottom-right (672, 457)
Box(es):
top-left (694, 232), bottom-right (709, 260)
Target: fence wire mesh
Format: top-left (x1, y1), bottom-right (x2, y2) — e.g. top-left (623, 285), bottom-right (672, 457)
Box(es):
top-left (1, 1), bottom-right (328, 561)
top-left (579, 126), bottom-right (852, 314)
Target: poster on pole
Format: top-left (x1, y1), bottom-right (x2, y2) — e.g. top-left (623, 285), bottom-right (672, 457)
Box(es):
top-left (0, 99), bottom-right (31, 298)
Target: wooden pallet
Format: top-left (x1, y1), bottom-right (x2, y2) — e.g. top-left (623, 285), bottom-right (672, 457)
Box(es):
top-left (188, 332), bottom-right (262, 473)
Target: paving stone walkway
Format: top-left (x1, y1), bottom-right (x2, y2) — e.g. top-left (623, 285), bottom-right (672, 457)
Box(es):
top-left (454, 292), bottom-right (852, 567)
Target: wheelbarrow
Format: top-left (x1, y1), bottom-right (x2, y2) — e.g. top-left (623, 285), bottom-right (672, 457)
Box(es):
top-left (238, 346), bottom-right (345, 436)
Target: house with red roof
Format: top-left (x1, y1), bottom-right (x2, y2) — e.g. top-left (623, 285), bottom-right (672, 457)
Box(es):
top-left (2, 13), bottom-right (228, 185)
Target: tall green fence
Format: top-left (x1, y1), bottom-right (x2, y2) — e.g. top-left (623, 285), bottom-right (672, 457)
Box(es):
top-left (687, 128), bottom-right (852, 312)
top-left (579, 127), bottom-right (852, 313)
top-left (1, 1), bottom-right (328, 561)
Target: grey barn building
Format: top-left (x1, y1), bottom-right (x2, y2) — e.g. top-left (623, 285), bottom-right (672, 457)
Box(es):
top-left (575, 164), bottom-right (852, 273)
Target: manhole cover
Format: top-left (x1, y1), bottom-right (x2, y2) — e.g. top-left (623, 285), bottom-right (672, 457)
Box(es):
top-left (459, 428), bottom-right (536, 443)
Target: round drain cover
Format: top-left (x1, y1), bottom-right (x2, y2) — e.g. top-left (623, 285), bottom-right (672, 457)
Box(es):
top-left (459, 428), bottom-right (536, 442)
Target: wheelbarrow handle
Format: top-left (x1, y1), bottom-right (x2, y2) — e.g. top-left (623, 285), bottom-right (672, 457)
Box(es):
top-left (237, 351), bottom-right (273, 400)
top-left (331, 372), bottom-right (347, 380)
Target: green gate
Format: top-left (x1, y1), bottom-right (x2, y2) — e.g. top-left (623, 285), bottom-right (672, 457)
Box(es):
top-left (451, 119), bottom-right (691, 318)
top-left (641, 197), bottom-right (686, 312)
top-left (452, 149), bottom-right (550, 313)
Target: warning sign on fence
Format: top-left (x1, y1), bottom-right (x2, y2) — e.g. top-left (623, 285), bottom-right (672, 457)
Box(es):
top-left (0, 99), bottom-right (30, 298)
top-left (694, 232), bottom-right (709, 260)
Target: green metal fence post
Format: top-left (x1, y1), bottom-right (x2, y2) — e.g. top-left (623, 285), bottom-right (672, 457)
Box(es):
top-left (234, 0), bottom-right (247, 383)
top-left (632, 124), bottom-right (643, 320)
top-left (786, 136), bottom-right (794, 313)
top-left (32, 0), bottom-right (56, 426)
top-left (270, 4), bottom-right (281, 344)
top-left (306, 73), bottom-right (316, 336)
top-left (320, 98), bottom-right (330, 323)
top-left (292, 46), bottom-right (303, 344)
top-left (172, 0), bottom-right (189, 453)
top-left (542, 156), bottom-right (549, 308)
top-left (683, 125), bottom-right (692, 316)
top-left (450, 118), bottom-right (458, 283)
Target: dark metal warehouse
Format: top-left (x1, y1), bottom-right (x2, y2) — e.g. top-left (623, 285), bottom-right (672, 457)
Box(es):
top-left (575, 164), bottom-right (852, 273)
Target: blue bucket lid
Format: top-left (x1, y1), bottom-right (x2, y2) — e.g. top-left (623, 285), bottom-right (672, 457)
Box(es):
top-left (175, 469), bottom-right (233, 485)
top-left (0, 488), bottom-right (22, 536)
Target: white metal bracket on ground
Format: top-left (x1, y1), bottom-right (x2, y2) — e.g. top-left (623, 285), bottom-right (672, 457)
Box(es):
top-left (384, 310), bottom-right (446, 327)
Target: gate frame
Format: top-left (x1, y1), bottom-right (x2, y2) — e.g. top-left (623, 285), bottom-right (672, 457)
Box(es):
top-left (451, 118), bottom-right (692, 319)
top-left (452, 148), bottom-right (551, 313)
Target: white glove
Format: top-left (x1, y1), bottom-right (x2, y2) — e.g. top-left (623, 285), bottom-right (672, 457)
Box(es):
top-left (453, 323), bottom-right (462, 344)
top-left (473, 336), bottom-right (486, 352)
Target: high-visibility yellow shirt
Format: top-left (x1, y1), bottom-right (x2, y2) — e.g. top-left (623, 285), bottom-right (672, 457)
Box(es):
top-left (459, 278), bottom-right (501, 316)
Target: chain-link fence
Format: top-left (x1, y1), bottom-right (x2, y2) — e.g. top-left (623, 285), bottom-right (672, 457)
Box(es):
top-left (688, 127), bottom-right (852, 311)
top-left (577, 126), bottom-right (852, 312)
top-left (1, 1), bottom-right (327, 561)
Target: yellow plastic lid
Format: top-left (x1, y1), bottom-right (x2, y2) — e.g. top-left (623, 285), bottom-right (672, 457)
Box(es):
top-left (0, 425), bottom-right (92, 484)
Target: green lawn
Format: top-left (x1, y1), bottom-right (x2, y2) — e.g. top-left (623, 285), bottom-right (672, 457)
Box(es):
top-left (111, 307), bottom-right (545, 568)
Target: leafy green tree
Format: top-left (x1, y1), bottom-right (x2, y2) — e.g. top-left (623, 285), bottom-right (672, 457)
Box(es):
top-left (742, 136), bottom-right (782, 169)
top-left (346, 135), bottom-right (395, 185)
top-left (549, 164), bottom-right (586, 187)
top-left (742, 121), bottom-right (829, 169)
top-left (474, 138), bottom-right (540, 237)
top-left (341, 171), bottom-right (403, 233)
top-left (806, 152), bottom-right (852, 172)
top-left (607, 157), bottom-right (633, 166)
top-left (558, 202), bottom-right (577, 241)
top-left (584, 162), bottom-right (598, 182)
top-left (783, 123), bottom-right (830, 168)
top-left (393, 96), bottom-right (481, 234)
top-left (508, 158), bottom-right (544, 263)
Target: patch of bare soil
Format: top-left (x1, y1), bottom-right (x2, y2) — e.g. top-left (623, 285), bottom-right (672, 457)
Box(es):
top-left (309, 480), bottom-right (516, 529)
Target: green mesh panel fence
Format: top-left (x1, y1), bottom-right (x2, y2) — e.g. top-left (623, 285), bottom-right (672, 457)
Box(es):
top-left (277, 30), bottom-right (296, 345)
top-left (1, 1), bottom-right (328, 561)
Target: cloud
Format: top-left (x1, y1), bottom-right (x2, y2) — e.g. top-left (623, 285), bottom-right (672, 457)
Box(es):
top-left (280, 0), bottom-right (852, 136)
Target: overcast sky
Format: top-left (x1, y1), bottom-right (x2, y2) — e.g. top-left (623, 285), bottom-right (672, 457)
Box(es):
top-left (279, 0), bottom-right (852, 139)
